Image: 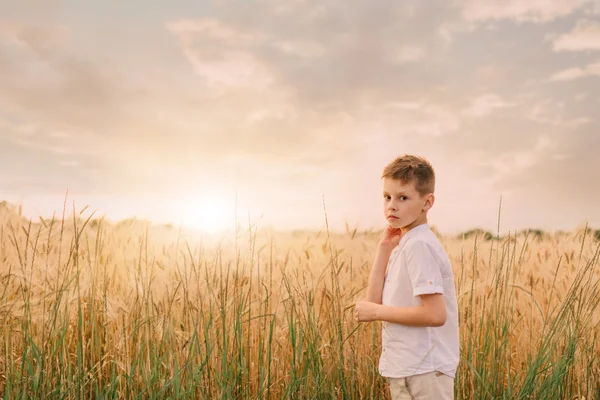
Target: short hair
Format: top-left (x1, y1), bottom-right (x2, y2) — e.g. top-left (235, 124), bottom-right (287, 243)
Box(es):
top-left (381, 155), bottom-right (435, 196)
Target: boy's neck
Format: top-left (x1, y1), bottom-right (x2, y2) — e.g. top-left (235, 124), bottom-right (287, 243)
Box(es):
top-left (401, 216), bottom-right (428, 236)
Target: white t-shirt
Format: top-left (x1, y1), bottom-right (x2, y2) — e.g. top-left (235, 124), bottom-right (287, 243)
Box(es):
top-left (379, 223), bottom-right (460, 379)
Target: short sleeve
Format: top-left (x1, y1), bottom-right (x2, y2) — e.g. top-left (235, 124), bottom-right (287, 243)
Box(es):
top-left (405, 240), bottom-right (444, 296)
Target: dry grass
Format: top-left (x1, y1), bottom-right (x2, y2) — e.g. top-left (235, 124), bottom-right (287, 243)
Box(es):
top-left (0, 201), bottom-right (599, 399)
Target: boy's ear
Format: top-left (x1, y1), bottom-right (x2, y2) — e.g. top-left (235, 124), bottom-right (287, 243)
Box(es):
top-left (423, 193), bottom-right (435, 211)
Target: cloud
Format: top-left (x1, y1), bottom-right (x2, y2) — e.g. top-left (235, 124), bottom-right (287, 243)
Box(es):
top-left (471, 135), bottom-right (556, 178)
top-left (166, 19), bottom-right (273, 89)
top-left (552, 19), bottom-right (600, 51)
top-left (526, 98), bottom-right (593, 127)
top-left (58, 160), bottom-right (79, 167)
top-left (462, 93), bottom-right (515, 118)
top-left (484, 126), bottom-right (600, 229)
top-left (458, 0), bottom-right (593, 23)
top-left (364, 102), bottom-right (462, 138)
top-left (385, 45), bottom-right (426, 64)
top-left (166, 1), bottom-right (458, 111)
top-left (1, 0), bottom-right (62, 14)
top-left (2, 0), bottom-right (599, 233)
top-left (154, 1), bottom-right (465, 189)
top-left (0, 22), bottom-right (126, 132)
top-left (410, 105), bottom-right (461, 136)
top-left (550, 61), bottom-right (600, 81)
top-left (274, 40), bottom-right (326, 58)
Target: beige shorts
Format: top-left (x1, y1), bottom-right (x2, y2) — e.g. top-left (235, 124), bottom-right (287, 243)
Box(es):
top-left (388, 371), bottom-right (454, 400)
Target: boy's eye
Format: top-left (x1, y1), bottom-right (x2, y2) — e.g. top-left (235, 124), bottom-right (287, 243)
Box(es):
top-left (400, 196), bottom-right (407, 201)
top-left (384, 195), bottom-right (391, 200)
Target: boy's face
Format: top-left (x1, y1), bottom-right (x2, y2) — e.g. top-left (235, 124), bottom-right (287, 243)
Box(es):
top-left (382, 178), bottom-right (434, 231)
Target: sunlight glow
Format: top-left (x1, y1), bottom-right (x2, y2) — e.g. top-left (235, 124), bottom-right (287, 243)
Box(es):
top-left (177, 195), bottom-right (235, 233)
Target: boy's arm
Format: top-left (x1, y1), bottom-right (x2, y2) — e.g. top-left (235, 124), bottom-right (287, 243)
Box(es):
top-left (356, 294), bottom-right (447, 327)
top-left (357, 239), bottom-right (447, 327)
top-left (364, 244), bottom-right (395, 304)
top-left (376, 293), bottom-right (447, 326)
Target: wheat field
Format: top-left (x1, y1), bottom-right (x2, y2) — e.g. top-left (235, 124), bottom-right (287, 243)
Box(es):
top-left (1, 201), bottom-right (599, 399)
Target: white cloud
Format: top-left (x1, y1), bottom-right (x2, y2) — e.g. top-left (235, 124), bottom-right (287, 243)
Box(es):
top-left (195, 51), bottom-right (273, 89)
top-left (552, 19), bottom-right (600, 51)
top-left (526, 99), bottom-right (592, 127)
top-left (409, 105), bottom-right (461, 137)
top-left (385, 45), bottom-right (425, 64)
top-left (470, 136), bottom-right (556, 177)
top-left (272, 1), bottom-right (327, 21)
top-left (386, 101), bottom-right (425, 111)
top-left (166, 18), bottom-right (257, 44)
top-left (459, 0), bottom-right (592, 23)
top-left (0, 21), bottom-right (70, 51)
top-left (439, 19), bottom-right (479, 44)
top-left (550, 61), bottom-right (600, 81)
top-left (166, 19), bottom-right (273, 89)
top-left (59, 160), bottom-right (79, 167)
top-left (49, 131), bottom-right (72, 138)
top-left (565, 117), bottom-right (593, 127)
top-left (463, 93), bottom-right (515, 118)
top-left (14, 138), bottom-right (74, 155)
top-left (370, 102), bottom-right (461, 137)
top-left (591, 0), bottom-right (600, 14)
top-left (275, 40), bottom-right (325, 58)
top-left (528, 99), bottom-right (564, 124)
top-left (245, 104), bottom-right (298, 123)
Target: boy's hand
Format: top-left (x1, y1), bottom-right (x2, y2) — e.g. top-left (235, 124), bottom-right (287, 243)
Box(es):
top-left (379, 225), bottom-right (402, 248)
top-left (354, 300), bottom-right (380, 322)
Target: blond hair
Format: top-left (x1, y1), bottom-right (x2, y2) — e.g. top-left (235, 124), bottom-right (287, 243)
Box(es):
top-left (381, 155), bottom-right (435, 197)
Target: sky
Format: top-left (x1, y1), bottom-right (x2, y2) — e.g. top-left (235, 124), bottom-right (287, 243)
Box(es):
top-left (0, 0), bottom-right (599, 234)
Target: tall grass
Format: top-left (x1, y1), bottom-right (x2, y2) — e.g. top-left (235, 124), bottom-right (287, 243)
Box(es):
top-left (0, 203), bottom-right (599, 398)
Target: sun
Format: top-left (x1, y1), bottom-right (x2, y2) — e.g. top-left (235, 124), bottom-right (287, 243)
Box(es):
top-left (177, 195), bottom-right (235, 233)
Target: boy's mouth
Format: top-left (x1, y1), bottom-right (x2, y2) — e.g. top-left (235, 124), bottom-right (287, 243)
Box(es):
top-left (387, 215), bottom-right (399, 220)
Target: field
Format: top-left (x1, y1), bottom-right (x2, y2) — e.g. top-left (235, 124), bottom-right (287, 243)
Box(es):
top-left (1, 201), bottom-right (599, 399)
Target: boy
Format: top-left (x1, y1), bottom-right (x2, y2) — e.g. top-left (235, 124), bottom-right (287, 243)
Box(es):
top-left (354, 155), bottom-right (459, 399)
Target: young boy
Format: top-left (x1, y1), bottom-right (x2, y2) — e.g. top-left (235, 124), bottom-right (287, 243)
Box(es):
top-left (354, 155), bottom-right (459, 399)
